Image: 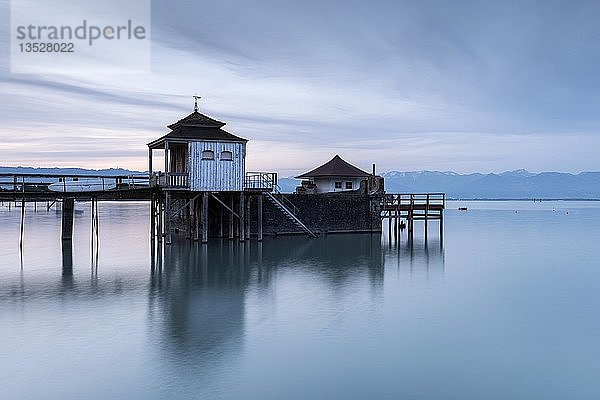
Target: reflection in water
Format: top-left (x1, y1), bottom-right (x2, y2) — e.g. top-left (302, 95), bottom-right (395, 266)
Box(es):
top-left (382, 218), bottom-right (446, 280)
top-left (147, 234), bottom-right (389, 356)
top-left (5, 203), bottom-right (600, 399)
top-left (144, 233), bottom-right (444, 397)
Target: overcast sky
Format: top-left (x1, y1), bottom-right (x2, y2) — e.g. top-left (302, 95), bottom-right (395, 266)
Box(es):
top-left (1, 0), bottom-right (600, 175)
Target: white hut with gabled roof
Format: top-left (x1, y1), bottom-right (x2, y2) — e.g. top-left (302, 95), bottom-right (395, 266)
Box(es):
top-left (295, 155), bottom-right (372, 194)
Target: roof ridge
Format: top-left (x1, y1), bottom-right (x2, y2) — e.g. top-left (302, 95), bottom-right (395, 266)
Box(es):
top-left (167, 111), bottom-right (226, 130)
top-left (295, 155), bottom-right (371, 179)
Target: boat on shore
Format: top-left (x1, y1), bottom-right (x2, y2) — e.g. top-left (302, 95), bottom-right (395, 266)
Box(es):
top-left (48, 177), bottom-right (116, 193)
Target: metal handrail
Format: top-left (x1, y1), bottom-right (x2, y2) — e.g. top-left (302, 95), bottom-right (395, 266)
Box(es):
top-left (273, 184), bottom-right (298, 215)
top-left (244, 172), bottom-right (278, 190)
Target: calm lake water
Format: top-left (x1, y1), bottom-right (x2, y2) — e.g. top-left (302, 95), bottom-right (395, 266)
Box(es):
top-left (1, 200), bottom-right (599, 399)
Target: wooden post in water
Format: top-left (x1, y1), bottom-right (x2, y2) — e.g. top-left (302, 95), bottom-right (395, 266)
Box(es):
top-left (229, 195), bottom-right (235, 240)
top-left (62, 239), bottom-right (73, 276)
top-left (388, 210), bottom-right (392, 243)
top-left (19, 198), bottom-right (25, 250)
top-left (165, 192), bottom-right (172, 245)
top-left (157, 199), bottom-right (163, 244)
top-left (408, 194), bottom-right (414, 239)
top-left (219, 206), bottom-right (224, 238)
top-left (439, 211), bottom-right (444, 245)
top-left (239, 192), bottom-right (245, 242)
top-left (187, 199), bottom-right (193, 240)
top-left (258, 194), bottom-right (263, 242)
top-left (150, 195), bottom-right (156, 245)
top-left (245, 195), bottom-right (251, 240)
top-left (194, 196), bottom-right (200, 241)
top-left (61, 198), bottom-right (75, 241)
top-left (202, 192), bottom-right (209, 243)
top-left (425, 194), bottom-right (429, 241)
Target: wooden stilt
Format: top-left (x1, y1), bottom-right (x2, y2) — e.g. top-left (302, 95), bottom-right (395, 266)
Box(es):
top-left (229, 195), bottom-right (234, 240)
top-left (219, 206), bottom-right (224, 238)
top-left (258, 194), bottom-right (263, 242)
top-left (425, 194), bottom-right (429, 241)
top-left (187, 199), bottom-right (193, 240)
top-left (61, 198), bottom-right (74, 241)
top-left (165, 192), bottom-right (172, 245)
top-left (157, 199), bottom-right (163, 244)
top-left (62, 239), bottom-right (73, 276)
top-left (194, 196), bottom-right (200, 241)
top-left (150, 195), bottom-right (156, 244)
top-left (202, 192), bottom-right (209, 243)
top-left (245, 195), bottom-right (251, 240)
top-left (388, 211), bottom-right (392, 242)
top-left (439, 212), bottom-right (444, 245)
top-left (19, 198), bottom-right (25, 250)
top-left (239, 192), bottom-right (245, 242)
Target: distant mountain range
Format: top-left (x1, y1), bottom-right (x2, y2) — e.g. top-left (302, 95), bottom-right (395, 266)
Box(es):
top-left (2, 167), bottom-right (599, 199)
top-left (279, 169), bottom-right (600, 199)
top-left (0, 166), bottom-right (143, 176)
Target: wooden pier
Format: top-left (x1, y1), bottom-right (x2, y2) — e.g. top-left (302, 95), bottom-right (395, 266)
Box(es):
top-left (1, 172), bottom-right (445, 249)
top-left (0, 103), bottom-right (445, 254)
top-left (0, 171), bottom-right (286, 247)
top-left (381, 193), bottom-right (445, 241)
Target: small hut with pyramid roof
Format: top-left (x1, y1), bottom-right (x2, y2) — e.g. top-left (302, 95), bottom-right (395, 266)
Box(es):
top-left (147, 104), bottom-right (248, 191)
top-left (295, 155), bottom-right (372, 194)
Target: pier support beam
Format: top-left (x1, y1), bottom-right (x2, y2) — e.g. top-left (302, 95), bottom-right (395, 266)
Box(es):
top-left (150, 195), bottom-right (156, 244)
top-left (157, 199), bottom-right (163, 244)
top-left (61, 198), bottom-right (75, 241)
top-left (202, 192), bottom-right (209, 243)
top-left (245, 195), bottom-right (251, 240)
top-left (62, 238), bottom-right (73, 276)
top-left (229, 196), bottom-right (234, 240)
top-left (258, 194), bottom-right (263, 242)
top-left (239, 192), bottom-right (245, 242)
top-left (219, 206), bottom-right (224, 238)
top-left (194, 196), bottom-right (200, 241)
top-left (165, 192), bottom-right (172, 245)
top-left (439, 212), bottom-right (444, 245)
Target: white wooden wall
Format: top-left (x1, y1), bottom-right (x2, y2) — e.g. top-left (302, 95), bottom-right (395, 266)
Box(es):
top-left (188, 141), bottom-right (245, 191)
top-left (313, 177), bottom-right (364, 193)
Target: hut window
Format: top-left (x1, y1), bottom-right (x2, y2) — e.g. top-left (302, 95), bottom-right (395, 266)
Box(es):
top-left (335, 181), bottom-right (342, 189)
top-left (220, 150), bottom-right (233, 161)
top-left (201, 150), bottom-right (214, 160)
top-left (345, 181), bottom-right (353, 189)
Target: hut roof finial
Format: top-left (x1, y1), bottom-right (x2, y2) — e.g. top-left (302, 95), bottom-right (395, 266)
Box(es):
top-left (193, 95), bottom-right (201, 112)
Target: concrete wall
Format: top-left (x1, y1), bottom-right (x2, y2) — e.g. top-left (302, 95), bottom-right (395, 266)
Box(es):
top-left (253, 193), bottom-right (382, 235)
top-left (168, 191), bottom-right (382, 239)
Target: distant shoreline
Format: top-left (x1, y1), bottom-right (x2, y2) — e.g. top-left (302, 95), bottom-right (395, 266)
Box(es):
top-left (447, 198), bottom-right (600, 201)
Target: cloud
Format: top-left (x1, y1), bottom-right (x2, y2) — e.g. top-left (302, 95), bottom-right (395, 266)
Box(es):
top-left (1, 0), bottom-right (600, 172)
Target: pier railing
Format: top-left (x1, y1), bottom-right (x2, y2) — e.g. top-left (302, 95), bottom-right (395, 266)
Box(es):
top-left (245, 172), bottom-right (277, 190)
top-left (0, 173), bottom-right (150, 193)
top-left (166, 172), bottom-right (189, 188)
top-left (381, 193), bottom-right (446, 210)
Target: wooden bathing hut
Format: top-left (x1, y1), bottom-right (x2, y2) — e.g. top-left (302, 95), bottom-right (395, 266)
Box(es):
top-left (147, 99), bottom-right (278, 244)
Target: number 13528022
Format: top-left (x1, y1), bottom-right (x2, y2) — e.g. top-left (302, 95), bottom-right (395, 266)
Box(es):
top-left (18, 42), bottom-right (74, 52)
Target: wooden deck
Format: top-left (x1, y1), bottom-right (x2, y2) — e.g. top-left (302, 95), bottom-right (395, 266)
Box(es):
top-left (380, 193), bottom-right (445, 240)
top-left (0, 173), bottom-right (152, 201)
